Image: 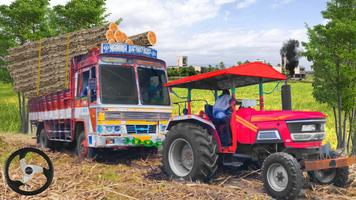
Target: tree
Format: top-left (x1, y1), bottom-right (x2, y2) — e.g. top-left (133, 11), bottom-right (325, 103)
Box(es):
top-left (218, 61), bottom-right (225, 69)
top-left (0, 0), bottom-right (108, 133)
top-left (167, 67), bottom-right (179, 77)
top-left (187, 66), bottom-right (196, 76)
top-left (303, 0), bottom-right (356, 153)
top-left (0, 0), bottom-right (53, 133)
top-left (280, 39), bottom-right (300, 78)
top-left (51, 0), bottom-right (107, 34)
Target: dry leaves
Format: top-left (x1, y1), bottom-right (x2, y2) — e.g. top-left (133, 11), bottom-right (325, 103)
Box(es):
top-left (0, 134), bottom-right (355, 200)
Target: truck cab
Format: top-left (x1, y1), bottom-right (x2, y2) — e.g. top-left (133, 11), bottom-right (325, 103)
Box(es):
top-left (30, 43), bottom-right (172, 157)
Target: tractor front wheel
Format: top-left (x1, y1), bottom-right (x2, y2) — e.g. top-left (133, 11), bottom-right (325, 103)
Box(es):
top-left (262, 152), bottom-right (303, 200)
top-left (162, 123), bottom-right (218, 182)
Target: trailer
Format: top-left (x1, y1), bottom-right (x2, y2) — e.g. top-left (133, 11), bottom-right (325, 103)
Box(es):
top-left (28, 43), bottom-right (172, 157)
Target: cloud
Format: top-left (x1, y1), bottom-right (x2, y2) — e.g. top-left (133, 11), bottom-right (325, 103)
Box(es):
top-left (272, 0), bottom-right (295, 8)
top-left (214, 0), bottom-right (236, 5)
top-left (235, 0), bottom-right (257, 9)
top-left (156, 28), bottom-right (308, 66)
top-left (1, 0), bottom-right (311, 68)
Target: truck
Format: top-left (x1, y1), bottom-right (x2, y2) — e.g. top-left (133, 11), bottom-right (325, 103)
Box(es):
top-left (161, 62), bottom-right (356, 200)
top-left (28, 43), bottom-right (172, 157)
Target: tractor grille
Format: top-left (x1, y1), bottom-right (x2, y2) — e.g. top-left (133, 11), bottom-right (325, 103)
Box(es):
top-left (286, 119), bottom-right (326, 133)
top-left (105, 111), bottom-right (171, 121)
top-left (126, 125), bottom-right (157, 134)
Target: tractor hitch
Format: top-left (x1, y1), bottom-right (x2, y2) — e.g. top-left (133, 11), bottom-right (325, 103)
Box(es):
top-left (304, 156), bottom-right (356, 171)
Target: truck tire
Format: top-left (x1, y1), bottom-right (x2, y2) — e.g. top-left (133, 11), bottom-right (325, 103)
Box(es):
top-left (308, 167), bottom-right (349, 187)
top-left (162, 123), bottom-right (219, 182)
top-left (75, 131), bottom-right (96, 159)
top-left (39, 129), bottom-right (51, 149)
top-left (262, 152), bottom-right (303, 200)
top-left (76, 131), bottom-right (88, 158)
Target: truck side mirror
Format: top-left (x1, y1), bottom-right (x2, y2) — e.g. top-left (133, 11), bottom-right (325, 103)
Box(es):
top-left (89, 78), bottom-right (97, 90)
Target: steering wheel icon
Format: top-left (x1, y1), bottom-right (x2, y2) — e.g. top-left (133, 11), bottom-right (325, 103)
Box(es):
top-left (4, 147), bottom-right (54, 196)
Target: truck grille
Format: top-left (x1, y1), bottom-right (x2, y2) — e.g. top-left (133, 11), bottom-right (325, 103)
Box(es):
top-left (126, 125), bottom-right (157, 134)
top-left (106, 111), bottom-right (171, 121)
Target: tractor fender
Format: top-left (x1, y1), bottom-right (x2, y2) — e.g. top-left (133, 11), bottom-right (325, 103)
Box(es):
top-left (166, 115), bottom-right (223, 152)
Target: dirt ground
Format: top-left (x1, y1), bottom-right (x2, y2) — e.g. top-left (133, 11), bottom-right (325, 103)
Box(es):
top-left (0, 133), bottom-right (355, 200)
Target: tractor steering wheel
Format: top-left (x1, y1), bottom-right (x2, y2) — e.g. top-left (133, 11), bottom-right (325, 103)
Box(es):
top-left (4, 147), bottom-right (54, 196)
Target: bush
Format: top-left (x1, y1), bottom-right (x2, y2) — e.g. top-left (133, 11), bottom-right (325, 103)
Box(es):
top-left (0, 67), bottom-right (12, 83)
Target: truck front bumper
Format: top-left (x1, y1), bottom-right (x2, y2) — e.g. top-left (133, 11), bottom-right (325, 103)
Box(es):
top-left (304, 156), bottom-right (356, 171)
top-left (87, 134), bottom-right (165, 148)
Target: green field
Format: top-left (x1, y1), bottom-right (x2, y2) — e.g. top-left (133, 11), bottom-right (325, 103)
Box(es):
top-left (0, 81), bottom-right (336, 147)
top-left (0, 83), bottom-right (20, 132)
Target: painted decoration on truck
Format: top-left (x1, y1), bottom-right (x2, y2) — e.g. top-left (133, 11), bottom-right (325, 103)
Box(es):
top-left (101, 43), bottom-right (157, 59)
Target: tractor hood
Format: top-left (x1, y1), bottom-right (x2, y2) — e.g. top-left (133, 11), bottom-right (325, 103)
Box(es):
top-left (249, 110), bottom-right (326, 123)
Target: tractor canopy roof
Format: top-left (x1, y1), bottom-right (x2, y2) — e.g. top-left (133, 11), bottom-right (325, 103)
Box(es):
top-left (165, 62), bottom-right (286, 90)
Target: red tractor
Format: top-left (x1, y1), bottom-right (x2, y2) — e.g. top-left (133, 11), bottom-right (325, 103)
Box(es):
top-left (161, 62), bottom-right (356, 199)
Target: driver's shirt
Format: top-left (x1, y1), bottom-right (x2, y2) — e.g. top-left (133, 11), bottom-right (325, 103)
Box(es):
top-left (213, 94), bottom-right (231, 113)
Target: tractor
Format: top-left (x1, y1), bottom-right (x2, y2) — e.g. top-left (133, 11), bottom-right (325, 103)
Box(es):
top-left (161, 62), bottom-right (356, 199)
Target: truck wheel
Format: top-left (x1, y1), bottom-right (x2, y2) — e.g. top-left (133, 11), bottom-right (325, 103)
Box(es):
top-left (262, 152), bottom-right (303, 200)
top-left (162, 123), bottom-right (218, 182)
top-left (76, 131), bottom-right (88, 158)
top-left (308, 167), bottom-right (349, 187)
top-left (39, 129), bottom-right (51, 149)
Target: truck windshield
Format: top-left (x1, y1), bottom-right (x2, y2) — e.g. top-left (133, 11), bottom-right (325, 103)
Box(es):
top-left (100, 65), bottom-right (138, 104)
top-left (137, 67), bottom-right (170, 105)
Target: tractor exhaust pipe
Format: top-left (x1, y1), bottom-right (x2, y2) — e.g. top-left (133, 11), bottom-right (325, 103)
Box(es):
top-left (281, 84), bottom-right (292, 110)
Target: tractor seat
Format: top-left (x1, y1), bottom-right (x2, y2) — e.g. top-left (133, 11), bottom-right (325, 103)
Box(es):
top-left (204, 104), bottom-right (223, 124)
top-left (204, 104), bottom-right (214, 120)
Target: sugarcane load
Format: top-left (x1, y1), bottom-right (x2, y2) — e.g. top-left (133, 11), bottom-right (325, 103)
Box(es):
top-left (6, 22), bottom-right (171, 157)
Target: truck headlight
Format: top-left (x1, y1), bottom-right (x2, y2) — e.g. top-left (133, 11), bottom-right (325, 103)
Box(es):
top-left (256, 130), bottom-right (281, 142)
top-left (97, 125), bottom-right (126, 134)
top-left (159, 124), bottom-right (167, 133)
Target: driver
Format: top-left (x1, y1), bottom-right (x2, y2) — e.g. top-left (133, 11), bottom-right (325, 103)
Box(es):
top-left (213, 89), bottom-right (232, 146)
top-left (213, 89), bottom-right (231, 120)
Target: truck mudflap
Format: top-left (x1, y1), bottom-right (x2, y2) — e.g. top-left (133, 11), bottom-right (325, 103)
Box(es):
top-left (304, 156), bottom-right (356, 171)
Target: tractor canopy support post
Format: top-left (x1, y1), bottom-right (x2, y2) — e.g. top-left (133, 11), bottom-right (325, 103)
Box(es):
top-left (231, 87), bottom-right (236, 99)
top-left (259, 79), bottom-right (264, 111)
top-left (187, 88), bottom-right (192, 115)
top-left (214, 90), bottom-right (218, 101)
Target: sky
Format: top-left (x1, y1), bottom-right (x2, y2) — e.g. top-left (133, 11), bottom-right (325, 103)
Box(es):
top-left (3, 0), bottom-right (329, 70)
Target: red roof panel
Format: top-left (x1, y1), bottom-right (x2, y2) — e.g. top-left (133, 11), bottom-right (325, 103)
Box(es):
top-left (165, 62), bottom-right (286, 90)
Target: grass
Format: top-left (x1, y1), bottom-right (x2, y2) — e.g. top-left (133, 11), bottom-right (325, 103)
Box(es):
top-left (0, 81), bottom-right (336, 147)
top-left (0, 83), bottom-right (19, 132)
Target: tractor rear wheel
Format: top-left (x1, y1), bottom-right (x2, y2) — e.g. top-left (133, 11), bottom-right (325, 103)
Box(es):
top-left (162, 123), bottom-right (219, 182)
top-left (262, 152), bottom-right (303, 200)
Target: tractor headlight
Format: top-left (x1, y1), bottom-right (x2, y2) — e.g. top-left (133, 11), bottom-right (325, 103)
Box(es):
top-left (302, 124), bottom-right (316, 132)
top-left (256, 130), bottom-right (281, 142)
